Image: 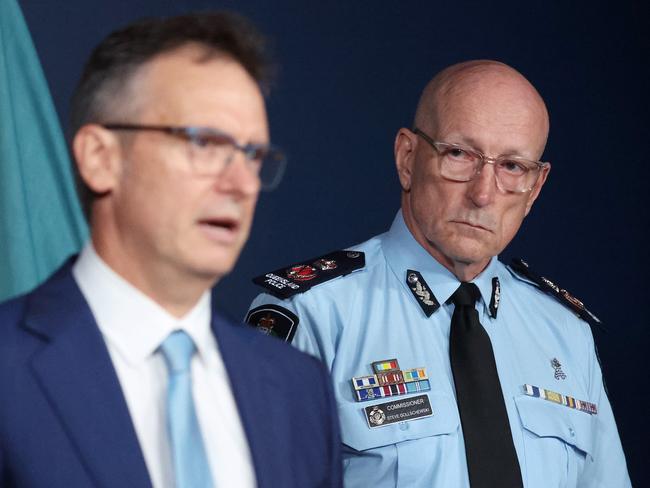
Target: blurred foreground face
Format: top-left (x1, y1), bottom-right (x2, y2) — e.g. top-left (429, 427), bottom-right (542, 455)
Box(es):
top-left (400, 68), bottom-right (549, 277)
top-left (105, 44), bottom-right (268, 284)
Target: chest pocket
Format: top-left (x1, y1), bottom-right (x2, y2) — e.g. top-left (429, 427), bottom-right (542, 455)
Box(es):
top-left (338, 391), bottom-right (460, 451)
top-left (515, 395), bottom-right (595, 457)
top-left (515, 394), bottom-right (595, 487)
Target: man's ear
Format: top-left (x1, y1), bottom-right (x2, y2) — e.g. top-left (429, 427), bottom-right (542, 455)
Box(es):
top-left (72, 124), bottom-right (123, 194)
top-left (524, 163), bottom-right (551, 216)
top-left (394, 128), bottom-right (417, 192)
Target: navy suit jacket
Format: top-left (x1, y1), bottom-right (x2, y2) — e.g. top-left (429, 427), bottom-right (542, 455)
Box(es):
top-left (0, 261), bottom-right (341, 487)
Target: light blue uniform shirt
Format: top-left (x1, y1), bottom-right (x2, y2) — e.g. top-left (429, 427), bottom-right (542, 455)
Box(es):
top-left (248, 211), bottom-right (631, 487)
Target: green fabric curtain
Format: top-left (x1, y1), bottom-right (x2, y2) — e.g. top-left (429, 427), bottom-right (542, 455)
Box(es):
top-left (0, 0), bottom-right (87, 301)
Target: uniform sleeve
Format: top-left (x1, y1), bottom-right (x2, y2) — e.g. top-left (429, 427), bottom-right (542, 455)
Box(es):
top-left (578, 323), bottom-right (632, 487)
top-left (247, 291), bottom-right (341, 369)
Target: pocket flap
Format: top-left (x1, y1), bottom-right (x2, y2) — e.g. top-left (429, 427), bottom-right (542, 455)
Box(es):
top-left (514, 395), bottom-right (595, 456)
top-left (339, 391), bottom-right (460, 451)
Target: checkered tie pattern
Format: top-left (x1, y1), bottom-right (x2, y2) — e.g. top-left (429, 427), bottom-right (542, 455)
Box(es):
top-left (160, 330), bottom-right (214, 488)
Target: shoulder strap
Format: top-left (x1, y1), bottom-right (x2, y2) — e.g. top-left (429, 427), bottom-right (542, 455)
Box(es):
top-left (508, 258), bottom-right (603, 328)
top-left (252, 250), bottom-right (365, 299)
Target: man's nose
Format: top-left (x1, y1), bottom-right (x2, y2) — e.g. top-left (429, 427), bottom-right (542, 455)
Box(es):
top-left (467, 159), bottom-right (497, 207)
top-left (214, 151), bottom-right (261, 196)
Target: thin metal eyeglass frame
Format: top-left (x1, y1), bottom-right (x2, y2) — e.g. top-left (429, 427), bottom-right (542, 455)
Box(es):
top-left (101, 123), bottom-right (286, 190)
top-left (412, 127), bottom-right (548, 193)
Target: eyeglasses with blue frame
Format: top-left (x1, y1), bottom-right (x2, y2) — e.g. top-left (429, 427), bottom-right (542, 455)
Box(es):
top-left (102, 123), bottom-right (286, 191)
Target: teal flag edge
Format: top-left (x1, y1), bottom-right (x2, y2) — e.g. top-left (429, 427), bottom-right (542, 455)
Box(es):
top-left (0, 0), bottom-right (88, 301)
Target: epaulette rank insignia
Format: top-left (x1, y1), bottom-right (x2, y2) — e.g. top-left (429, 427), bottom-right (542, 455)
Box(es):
top-left (509, 258), bottom-right (603, 328)
top-left (252, 250), bottom-right (365, 299)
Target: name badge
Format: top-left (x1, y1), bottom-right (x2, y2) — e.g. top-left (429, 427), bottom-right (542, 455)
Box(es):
top-left (364, 394), bottom-right (433, 428)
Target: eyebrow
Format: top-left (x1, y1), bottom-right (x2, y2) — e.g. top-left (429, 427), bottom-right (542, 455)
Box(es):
top-left (446, 135), bottom-right (531, 159)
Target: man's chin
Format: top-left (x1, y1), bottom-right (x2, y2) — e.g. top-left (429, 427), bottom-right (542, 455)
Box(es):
top-left (185, 250), bottom-right (241, 282)
top-left (443, 241), bottom-right (495, 269)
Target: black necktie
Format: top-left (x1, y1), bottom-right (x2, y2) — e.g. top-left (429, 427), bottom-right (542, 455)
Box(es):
top-left (449, 282), bottom-right (523, 488)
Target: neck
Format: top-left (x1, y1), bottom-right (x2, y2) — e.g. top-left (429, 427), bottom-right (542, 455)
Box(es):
top-left (400, 205), bottom-right (490, 282)
top-left (446, 260), bottom-right (489, 282)
top-left (91, 235), bottom-right (215, 318)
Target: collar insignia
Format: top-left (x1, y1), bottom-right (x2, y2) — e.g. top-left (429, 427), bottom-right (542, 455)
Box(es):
top-left (406, 270), bottom-right (440, 317)
top-left (489, 277), bottom-right (500, 318)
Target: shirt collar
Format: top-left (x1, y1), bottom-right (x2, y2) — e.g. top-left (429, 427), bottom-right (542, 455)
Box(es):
top-left (72, 243), bottom-right (213, 366)
top-left (382, 210), bottom-right (501, 312)
top-left (470, 257), bottom-right (501, 315)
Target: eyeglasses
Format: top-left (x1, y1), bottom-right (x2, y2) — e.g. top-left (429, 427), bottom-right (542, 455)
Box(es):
top-left (412, 127), bottom-right (549, 193)
top-left (102, 123), bottom-right (286, 191)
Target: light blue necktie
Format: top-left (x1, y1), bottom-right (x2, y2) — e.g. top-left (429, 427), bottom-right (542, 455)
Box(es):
top-left (160, 330), bottom-right (214, 488)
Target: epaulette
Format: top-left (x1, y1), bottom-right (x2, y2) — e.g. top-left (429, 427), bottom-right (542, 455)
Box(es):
top-left (508, 258), bottom-right (603, 329)
top-left (252, 249), bottom-right (365, 299)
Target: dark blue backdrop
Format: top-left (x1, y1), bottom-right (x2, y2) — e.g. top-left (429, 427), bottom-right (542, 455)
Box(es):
top-left (21, 0), bottom-right (648, 484)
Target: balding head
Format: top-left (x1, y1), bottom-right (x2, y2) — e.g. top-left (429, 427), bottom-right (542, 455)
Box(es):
top-left (414, 60), bottom-right (549, 157)
top-left (394, 60), bottom-right (552, 281)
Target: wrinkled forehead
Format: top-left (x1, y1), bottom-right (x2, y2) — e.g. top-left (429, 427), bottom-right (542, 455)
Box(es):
top-left (433, 69), bottom-right (549, 156)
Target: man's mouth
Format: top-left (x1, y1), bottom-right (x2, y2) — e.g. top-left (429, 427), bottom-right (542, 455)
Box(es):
top-left (452, 220), bottom-right (492, 232)
top-left (197, 217), bottom-right (240, 243)
top-left (199, 217), bottom-right (238, 231)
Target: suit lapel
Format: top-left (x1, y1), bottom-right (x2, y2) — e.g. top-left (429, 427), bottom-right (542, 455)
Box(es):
top-left (25, 262), bottom-right (152, 488)
top-left (211, 313), bottom-right (286, 488)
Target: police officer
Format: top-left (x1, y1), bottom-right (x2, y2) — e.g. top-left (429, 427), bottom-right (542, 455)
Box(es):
top-left (247, 60), bottom-right (631, 487)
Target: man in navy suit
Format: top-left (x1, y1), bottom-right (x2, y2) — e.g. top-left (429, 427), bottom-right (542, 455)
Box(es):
top-left (0, 12), bottom-right (341, 488)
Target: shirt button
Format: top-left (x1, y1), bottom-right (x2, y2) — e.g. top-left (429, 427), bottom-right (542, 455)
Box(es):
top-left (399, 422), bottom-right (409, 431)
top-left (569, 427), bottom-right (575, 437)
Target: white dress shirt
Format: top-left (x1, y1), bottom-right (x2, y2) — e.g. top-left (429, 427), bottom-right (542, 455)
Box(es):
top-left (73, 244), bottom-right (257, 488)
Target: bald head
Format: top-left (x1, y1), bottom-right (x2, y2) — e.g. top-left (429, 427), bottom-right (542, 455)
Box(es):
top-left (414, 60), bottom-right (549, 157)
top-left (394, 59), bottom-right (552, 281)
